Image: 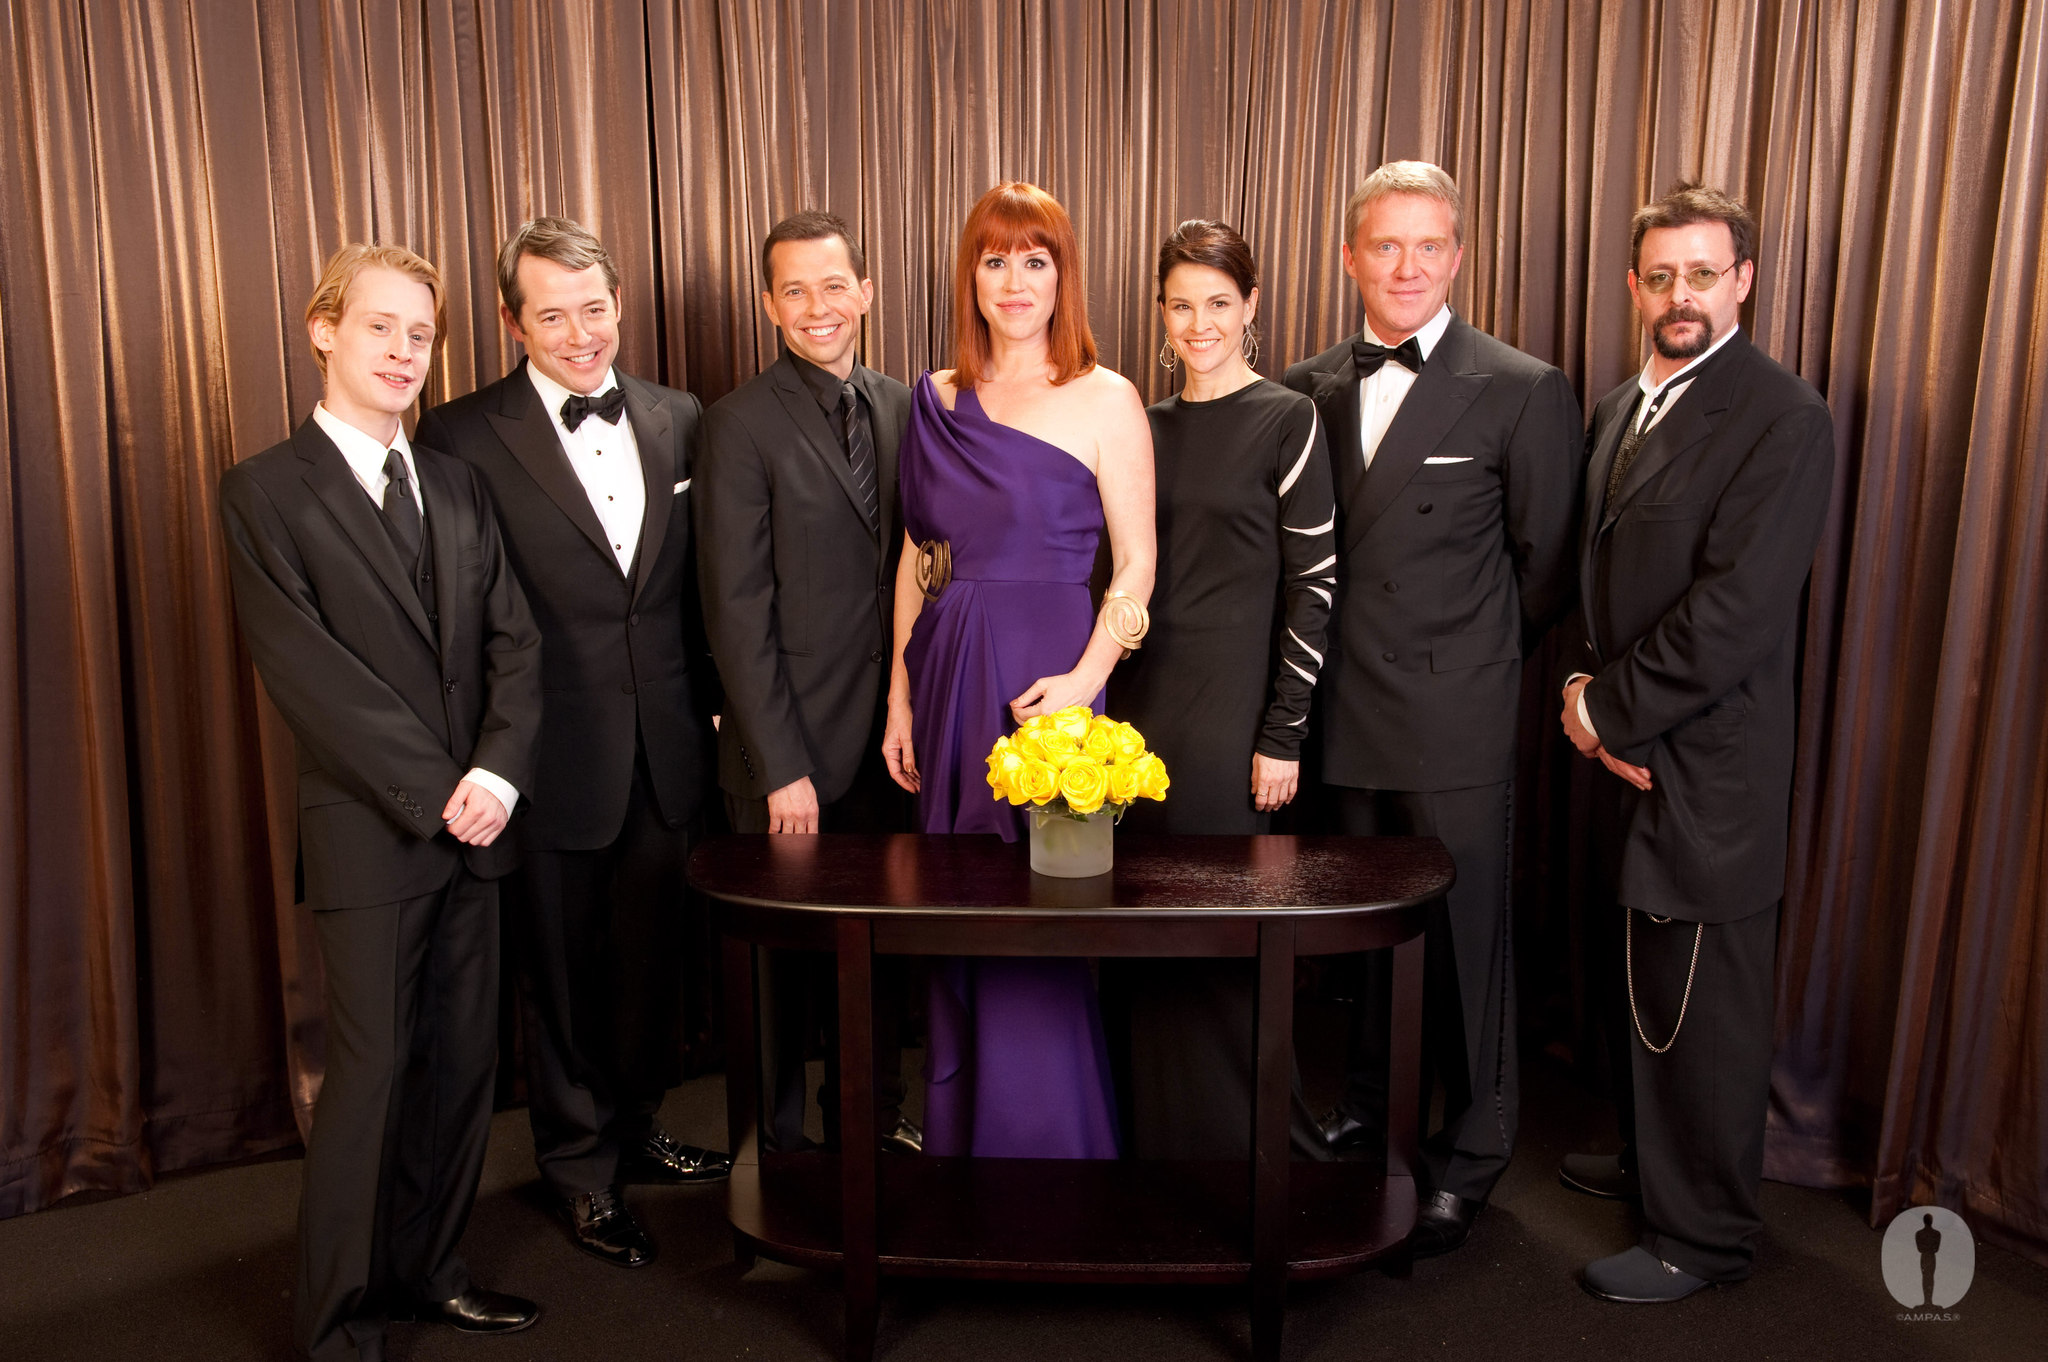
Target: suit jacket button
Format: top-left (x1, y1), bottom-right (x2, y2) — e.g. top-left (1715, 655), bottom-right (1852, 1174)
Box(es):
top-left (869, 649), bottom-right (884, 664)
top-left (629, 613), bottom-right (638, 627)
top-left (622, 682), bottom-right (636, 695)
top-left (1418, 503), bottom-right (1434, 514)
top-left (1383, 581), bottom-right (1398, 593)
top-left (445, 679), bottom-right (457, 692)
top-left (1382, 651), bottom-right (1397, 663)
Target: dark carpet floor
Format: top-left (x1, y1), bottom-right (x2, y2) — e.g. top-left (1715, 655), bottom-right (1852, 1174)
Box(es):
top-left (3, 1020), bottom-right (2041, 1362)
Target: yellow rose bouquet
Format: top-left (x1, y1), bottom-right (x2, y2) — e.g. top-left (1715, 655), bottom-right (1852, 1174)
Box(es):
top-left (985, 705), bottom-right (1169, 821)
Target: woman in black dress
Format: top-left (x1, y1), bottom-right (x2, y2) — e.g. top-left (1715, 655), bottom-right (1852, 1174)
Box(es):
top-left (1107, 220), bottom-right (1335, 1158)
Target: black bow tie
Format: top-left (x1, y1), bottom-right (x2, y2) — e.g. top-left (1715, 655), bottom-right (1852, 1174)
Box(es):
top-left (1352, 336), bottom-right (1426, 379)
top-left (561, 386), bottom-right (627, 432)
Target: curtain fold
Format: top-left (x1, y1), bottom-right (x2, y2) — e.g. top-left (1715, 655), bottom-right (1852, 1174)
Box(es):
top-left (1, 0), bottom-right (2042, 1263)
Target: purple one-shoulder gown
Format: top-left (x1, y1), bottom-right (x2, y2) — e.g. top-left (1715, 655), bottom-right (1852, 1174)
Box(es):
top-left (900, 374), bottom-right (1120, 1159)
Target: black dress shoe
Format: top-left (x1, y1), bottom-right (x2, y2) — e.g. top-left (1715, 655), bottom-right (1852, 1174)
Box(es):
top-left (879, 1115), bottom-right (924, 1155)
top-left (1316, 1108), bottom-right (1376, 1155)
top-left (620, 1126), bottom-right (731, 1184)
top-left (1581, 1246), bottom-right (1715, 1302)
top-left (1560, 1151), bottom-right (1641, 1200)
top-left (1408, 1189), bottom-right (1483, 1258)
top-left (395, 1286), bottom-right (539, 1333)
top-left (560, 1185), bottom-right (657, 1268)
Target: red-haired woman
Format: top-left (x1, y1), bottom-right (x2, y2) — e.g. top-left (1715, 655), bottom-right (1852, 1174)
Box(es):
top-left (882, 182), bottom-right (1155, 1158)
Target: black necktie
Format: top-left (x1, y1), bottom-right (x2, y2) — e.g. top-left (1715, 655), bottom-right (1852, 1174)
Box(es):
top-left (840, 381), bottom-right (880, 532)
top-left (381, 450), bottom-right (422, 564)
top-left (1352, 335), bottom-right (1426, 379)
top-left (561, 386), bottom-right (627, 432)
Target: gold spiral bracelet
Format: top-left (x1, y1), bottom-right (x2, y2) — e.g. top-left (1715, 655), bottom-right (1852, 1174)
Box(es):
top-left (1099, 590), bottom-right (1150, 657)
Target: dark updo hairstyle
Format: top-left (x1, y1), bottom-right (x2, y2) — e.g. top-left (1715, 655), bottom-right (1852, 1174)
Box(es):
top-left (1155, 219), bottom-right (1259, 302)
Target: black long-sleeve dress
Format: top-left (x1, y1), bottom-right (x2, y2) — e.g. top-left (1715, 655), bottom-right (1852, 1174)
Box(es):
top-left (1104, 378), bottom-right (1336, 1159)
top-left (1114, 379), bottom-right (1335, 833)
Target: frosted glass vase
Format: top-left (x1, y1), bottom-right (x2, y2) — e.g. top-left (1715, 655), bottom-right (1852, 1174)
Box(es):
top-left (1029, 807), bottom-right (1114, 877)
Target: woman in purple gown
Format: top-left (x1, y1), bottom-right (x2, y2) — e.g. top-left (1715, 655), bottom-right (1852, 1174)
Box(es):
top-left (882, 182), bottom-right (1156, 1158)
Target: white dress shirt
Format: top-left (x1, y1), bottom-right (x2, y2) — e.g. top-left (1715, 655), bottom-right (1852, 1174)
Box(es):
top-left (1570, 324), bottom-right (1744, 742)
top-left (524, 361), bottom-right (645, 574)
top-left (310, 402), bottom-right (519, 817)
top-left (1358, 303), bottom-right (1455, 471)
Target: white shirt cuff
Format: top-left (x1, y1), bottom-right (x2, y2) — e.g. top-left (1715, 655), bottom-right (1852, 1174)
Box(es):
top-left (461, 767), bottom-right (520, 817)
top-left (1567, 673), bottom-right (1599, 744)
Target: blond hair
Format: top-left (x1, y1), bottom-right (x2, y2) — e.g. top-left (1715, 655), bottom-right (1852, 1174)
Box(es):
top-left (304, 243), bottom-right (446, 376)
top-left (496, 216), bottom-right (620, 318)
top-left (1342, 161), bottom-right (1464, 248)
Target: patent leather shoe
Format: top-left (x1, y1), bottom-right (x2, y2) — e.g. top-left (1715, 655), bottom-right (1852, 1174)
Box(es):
top-left (560, 1185), bottom-right (657, 1268)
top-left (1560, 1151), bottom-right (1641, 1201)
top-left (620, 1126), bottom-right (731, 1184)
top-left (1408, 1189), bottom-right (1483, 1258)
top-left (394, 1286), bottom-right (539, 1333)
top-left (1315, 1108), bottom-right (1376, 1155)
top-left (1581, 1246), bottom-right (1715, 1303)
top-left (879, 1115), bottom-right (924, 1155)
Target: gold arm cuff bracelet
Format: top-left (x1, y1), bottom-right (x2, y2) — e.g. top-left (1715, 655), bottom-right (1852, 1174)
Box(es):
top-left (1100, 590), bottom-right (1150, 653)
top-left (915, 539), bottom-right (952, 601)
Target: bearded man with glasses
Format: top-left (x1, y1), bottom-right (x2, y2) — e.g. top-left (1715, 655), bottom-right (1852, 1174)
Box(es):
top-left (1560, 183), bottom-right (1835, 1302)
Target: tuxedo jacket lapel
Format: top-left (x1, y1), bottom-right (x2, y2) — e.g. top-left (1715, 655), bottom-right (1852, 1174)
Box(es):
top-left (419, 454), bottom-right (464, 659)
top-left (854, 362), bottom-right (901, 545)
top-left (1585, 392), bottom-right (1632, 534)
top-left (622, 373), bottom-right (675, 603)
top-left (295, 423), bottom-right (435, 646)
top-left (1316, 359), bottom-right (1367, 511)
top-left (1347, 317), bottom-right (1490, 549)
top-left (483, 372), bottom-right (616, 566)
top-left (1601, 335), bottom-right (1744, 528)
top-left (770, 355), bottom-right (875, 540)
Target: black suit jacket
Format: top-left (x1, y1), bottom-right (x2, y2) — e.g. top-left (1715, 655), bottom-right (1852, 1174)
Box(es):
top-left (1284, 315), bottom-right (1582, 791)
top-left (695, 353), bottom-right (911, 803)
top-left (416, 367), bottom-right (714, 850)
top-left (219, 419), bottom-right (542, 908)
top-left (1577, 330), bottom-right (1834, 923)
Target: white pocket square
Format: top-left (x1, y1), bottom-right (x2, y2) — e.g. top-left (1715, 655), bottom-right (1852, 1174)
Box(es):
top-left (673, 479), bottom-right (690, 494)
top-left (1424, 456), bottom-right (1473, 464)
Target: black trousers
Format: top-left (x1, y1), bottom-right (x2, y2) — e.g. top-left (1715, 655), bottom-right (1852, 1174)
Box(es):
top-left (727, 723), bottom-right (913, 1150)
top-left (1624, 900), bottom-right (1779, 1281)
top-left (506, 752), bottom-right (700, 1197)
top-left (299, 864), bottom-right (498, 1362)
top-left (1330, 780), bottom-right (1517, 1202)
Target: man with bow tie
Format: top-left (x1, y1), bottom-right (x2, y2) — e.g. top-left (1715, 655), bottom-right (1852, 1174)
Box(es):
top-left (417, 216), bottom-right (728, 1273)
top-left (1283, 161), bottom-right (1581, 1257)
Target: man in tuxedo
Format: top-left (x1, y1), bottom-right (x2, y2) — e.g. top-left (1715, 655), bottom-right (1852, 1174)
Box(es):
top-left (1562, 184), bottom-right (1832, 1301)
top-left (415, 216), bottom-right (728, 1272)
top-left (219, 245), bottom-right (543, 1359)
top-left (1284, 161), bottom-right (1581, 1255)
top-left (696, 210), bottom-right (917, 1153)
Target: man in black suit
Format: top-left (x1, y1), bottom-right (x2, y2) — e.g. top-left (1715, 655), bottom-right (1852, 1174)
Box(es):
top-left (416, 217), bottom-right (728, 1272)
top-left (219, 245), bottom-right (543, 1360)
top-left (696, 210), bottom-right (917, 1153)
top-left (1562, 184), bottom-right (1832, 1302)
top-left (1284, 161), bottom-right (1581, 1255)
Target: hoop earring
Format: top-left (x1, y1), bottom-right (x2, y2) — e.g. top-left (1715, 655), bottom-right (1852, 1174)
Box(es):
top-left (1157, 338), bottom-right (1178, 370)
top-left (1241, 323), bottom-right (1260, 370)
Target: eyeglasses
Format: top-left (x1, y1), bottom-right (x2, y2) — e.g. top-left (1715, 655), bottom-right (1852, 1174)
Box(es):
top-left (1636, 262), bottom-right (1739, 295)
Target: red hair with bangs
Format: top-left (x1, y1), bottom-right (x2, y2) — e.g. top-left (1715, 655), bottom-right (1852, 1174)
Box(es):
top-left (950, 182), bottom-right (1097, 388)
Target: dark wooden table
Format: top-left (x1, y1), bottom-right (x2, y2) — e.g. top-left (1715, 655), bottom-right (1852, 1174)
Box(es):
top-left (688, 833), bottom-right (1454, 1362)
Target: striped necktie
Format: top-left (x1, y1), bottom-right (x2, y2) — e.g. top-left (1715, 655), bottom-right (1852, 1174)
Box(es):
top-left (840, 380), bottom-right (879, 532)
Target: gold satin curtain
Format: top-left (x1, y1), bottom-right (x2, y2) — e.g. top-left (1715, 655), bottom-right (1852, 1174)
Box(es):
top-left (1, 0), bottom-right (2042, 1260)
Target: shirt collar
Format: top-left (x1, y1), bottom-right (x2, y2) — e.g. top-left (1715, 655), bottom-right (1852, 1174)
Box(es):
top-left (1362, 304), bottom-right (1454, 362)
top-left (313, 402), bottom-right (412, 484)
top-left (1637, 323), bottom-right (1740, 403)
top-left (789, 351), bottom-right (861, 416)
top-left (526, 358), bottom-right (621, 426)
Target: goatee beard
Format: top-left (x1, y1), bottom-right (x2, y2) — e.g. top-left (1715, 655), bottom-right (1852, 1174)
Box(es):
top-left (1653, 307), bottom-right (1714, 360)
